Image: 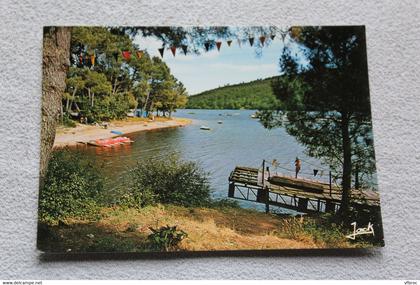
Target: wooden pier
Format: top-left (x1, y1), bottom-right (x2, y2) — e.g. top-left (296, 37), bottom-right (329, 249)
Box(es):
top-left (228, 166), bottom-right (380, 214)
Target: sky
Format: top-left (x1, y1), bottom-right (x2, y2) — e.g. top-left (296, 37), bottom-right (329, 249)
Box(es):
top-left (133, 35), bottom-right (289, 95)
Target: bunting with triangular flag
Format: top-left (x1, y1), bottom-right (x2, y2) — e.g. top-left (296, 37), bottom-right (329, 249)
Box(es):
top-left (158, 47), bottom-right (165, 58)
top-left (92, 31), bottom-right (287, 63)
top-left (136, 50), bottom-right (144, 59)
top-left (170, 46), bottom-right (177, 57)
top-left (204, 42), bottom-right (210, 52)
top-left (122, 51), bottom-right (131, 60)
top-left (259, 36), bottom-right (266, 46)
top-left (181, 45), bottom-right (188, 55)
top-left (216, 41), bottom-right (222, 51)
top-left (313, 169), bottom-right (319, 176)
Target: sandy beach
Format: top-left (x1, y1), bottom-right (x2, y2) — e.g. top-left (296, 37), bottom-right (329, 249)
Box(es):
top-left (54, 117), bottom-right (192, 147)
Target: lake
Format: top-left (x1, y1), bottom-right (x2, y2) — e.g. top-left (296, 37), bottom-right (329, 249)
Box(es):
top-left (70, 109), bottom-right (332, 213)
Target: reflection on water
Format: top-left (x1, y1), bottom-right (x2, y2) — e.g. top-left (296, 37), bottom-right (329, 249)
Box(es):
top-left (69, 109), bottom-right (333, 212)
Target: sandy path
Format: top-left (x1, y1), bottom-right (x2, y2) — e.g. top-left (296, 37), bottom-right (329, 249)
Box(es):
top-left (54, 117), bottom-right (192, 147)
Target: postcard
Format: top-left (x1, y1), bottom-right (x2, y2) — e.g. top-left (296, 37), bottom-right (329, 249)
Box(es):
top-left (37, 26), bottom-right (384, 253)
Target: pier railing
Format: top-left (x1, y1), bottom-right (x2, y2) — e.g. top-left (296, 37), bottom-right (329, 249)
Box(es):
top-left (228, 165), bottom-right (380, 214)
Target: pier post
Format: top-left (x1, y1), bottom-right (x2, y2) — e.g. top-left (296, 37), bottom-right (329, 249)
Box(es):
top-left (298, 198), bottom-right (308, 212)
top-left (262, 159), bottom-right (265, 186)
top-left (265, 186), bottom-right (270, 214)
top-left (325, 201), bottom-right (336, 213)
top-left (257, 186), bottom-right (270, 213)
top-left (228, 182), bottom-right (235, 198)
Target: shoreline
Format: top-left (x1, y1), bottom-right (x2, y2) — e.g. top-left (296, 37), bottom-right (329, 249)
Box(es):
top-left (54, 117), bottom-right (192, 148)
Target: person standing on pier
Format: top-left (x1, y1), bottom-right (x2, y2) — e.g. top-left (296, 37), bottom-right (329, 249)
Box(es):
top-left (295, 157), bottom-right (301, 178)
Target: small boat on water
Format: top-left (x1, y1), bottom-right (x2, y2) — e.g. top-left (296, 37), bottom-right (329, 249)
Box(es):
top-left (217, 121), bottom-right (223, 124)
top-left (88, 136), bottom-right (133, 147)
top-left (200, 125), bottom-right (211, 130)
top-left (251, 111), bottom-right (261, 119)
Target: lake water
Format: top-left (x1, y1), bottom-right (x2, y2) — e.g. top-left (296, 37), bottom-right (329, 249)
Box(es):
top-left (70, 109), bottom-right (332, 213)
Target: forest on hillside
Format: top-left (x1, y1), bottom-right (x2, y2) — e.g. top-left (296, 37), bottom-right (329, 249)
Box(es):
top-left (185, 77), bottom-right (281, 110)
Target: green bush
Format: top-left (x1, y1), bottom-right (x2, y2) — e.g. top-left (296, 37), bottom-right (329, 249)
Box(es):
top-left (62, 114), bottom-right (77, 127)
top-left (38, 149), bottom-right (103, 224)
top-left (79, 93), bottom-right (131, 123)
top-left (147, 225), bottom-right (187, 252)
top-left (127, 155), bottom-right (211, 207)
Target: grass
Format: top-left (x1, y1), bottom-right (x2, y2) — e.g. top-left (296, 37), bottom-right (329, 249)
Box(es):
top-left (37, 204), bottom-right (359, 253)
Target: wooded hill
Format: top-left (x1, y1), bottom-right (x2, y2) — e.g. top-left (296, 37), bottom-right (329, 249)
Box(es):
top-left (185, 76), bottom-right (281, 109)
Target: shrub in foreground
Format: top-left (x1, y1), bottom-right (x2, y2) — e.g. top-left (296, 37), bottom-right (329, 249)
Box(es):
top-left (38, 149), bottom-right (103, 224)
top-left (127, 155), bottom-right (211, 207)
top-left (147, 225), bottom-right (188, 252)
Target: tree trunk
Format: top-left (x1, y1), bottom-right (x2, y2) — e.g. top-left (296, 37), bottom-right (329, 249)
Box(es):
top-left (87, 88), bottom-right (91, 106)
top-left (112, 77), bottom-right (118, 95)
top-left (65, 97), bottom-right (70, 112)
top-left (67, 87), bottom-right (77, 112)
top-left (144, 93), bottom-right (150, 117)
top-left (339, 115), bottom-right (352, 220)
top-left (39, 27), bottom-right (71, 186)
top-left (355, 165), bottom-right (360, 189)
top-left (60, 101), bottom-right (64, 124)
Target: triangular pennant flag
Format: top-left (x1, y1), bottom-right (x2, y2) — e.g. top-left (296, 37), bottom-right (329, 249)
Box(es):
top-left (90, 54), bottom-right (95, 66)
top-left (170, 46), bottom-right (177, 57)
top-left (136, 50), bottom-right (144, 59)
top-left (181, 45), bottom-right (188, 55)
top-left (158, 47), bottom-right (164, 58)
top-left (313, 169), bottom-right (319, 176)
top-left (121, 50), bottom-right (131, 60)
top-left (204, 42), bottom-right (210, 52)
top-left (259, 36), bottom-right (266, 46)
top-left (216, 41), bottom-right (222, 51)
top-left (249, 37), bottom-right (254, 46)
top-left (227, 40), bottom-right (232, 47)
top-left (270, 34), bottom-right (276, 40)
top-left (237, 38), bottom-right (242, 47)
top-left (113, 51), bottom-right (118, 62)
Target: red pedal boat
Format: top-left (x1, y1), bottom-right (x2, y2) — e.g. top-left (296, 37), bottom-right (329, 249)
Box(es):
top-left (88, 136), bottom-right (133, 147)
